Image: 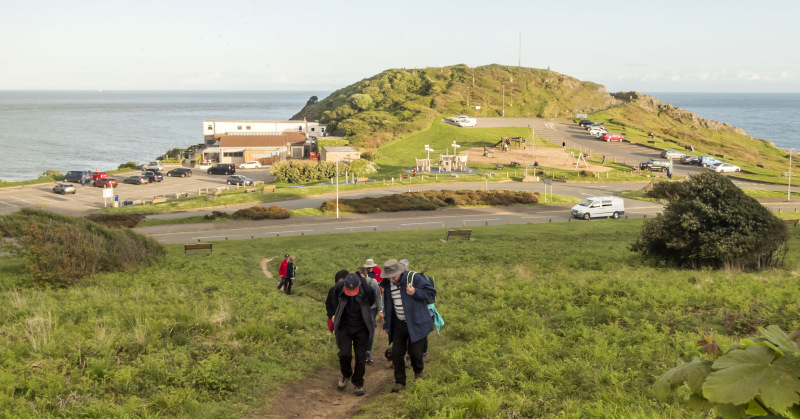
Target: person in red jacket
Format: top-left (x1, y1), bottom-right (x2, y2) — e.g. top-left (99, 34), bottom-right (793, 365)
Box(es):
top-left (278, 254), bottom-right (289, 290)
top-left (364, 258), bottom-right (382, 283)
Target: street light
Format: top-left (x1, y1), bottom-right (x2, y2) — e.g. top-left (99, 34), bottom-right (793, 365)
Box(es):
top-left (336, 153), bottom-right (339, 219)
top-left (789, 148), bottom-right (793, 202)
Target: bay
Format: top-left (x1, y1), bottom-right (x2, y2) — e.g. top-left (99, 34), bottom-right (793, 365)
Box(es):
top-left (0, 91), bottom-right (326, 182)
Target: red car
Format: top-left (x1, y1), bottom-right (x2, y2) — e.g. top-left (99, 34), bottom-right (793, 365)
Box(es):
top-left (91, 171), bottom-right (109, 181)
top-left (600, 132), bottom-right (625, 142)
top-left (94, 178), bottom-right (118, 188)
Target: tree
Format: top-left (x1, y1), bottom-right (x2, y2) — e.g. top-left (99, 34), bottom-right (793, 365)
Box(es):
top-left (306, 95), bottom-right (318, 106)
top-left (630, 172), bottom-right (788, 269)
top-left (348, 93), bottom-right (373, 111)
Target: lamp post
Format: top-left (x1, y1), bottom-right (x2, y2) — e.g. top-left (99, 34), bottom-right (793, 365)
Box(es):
top-left (789, 148), bottom-right (793, 202)
top-left (502, 85), bottom-right (505, 117)
top-left (336, 153), bottom-right (339, 219)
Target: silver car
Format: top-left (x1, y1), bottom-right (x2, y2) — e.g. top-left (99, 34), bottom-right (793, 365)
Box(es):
top-left (227, 175), bottom-right (254, 186)
top-left (53, 182), bottom-right (77, 194)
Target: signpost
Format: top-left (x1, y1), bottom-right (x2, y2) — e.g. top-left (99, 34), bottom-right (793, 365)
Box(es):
top-left (543, 179), bottom-right (552, 205)
top-left (102, 187), bottom-right (113, 207)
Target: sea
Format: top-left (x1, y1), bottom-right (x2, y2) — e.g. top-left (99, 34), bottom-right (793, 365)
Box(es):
top-left (1, 91), bottom-right (798, 182)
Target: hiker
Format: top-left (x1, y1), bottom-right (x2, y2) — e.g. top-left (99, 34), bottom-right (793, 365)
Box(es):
top-left (602, 154), bottom-right (606, 165)
top-left (357, 266), bottom-right (383, 364)
top-left (277, 254), bottom-right (290, 291)
top-left (381, 259), bottom-right (436, 392)
top-left (326, 269), bottom-right (349, 333)
top-left (562, 141), bottom-right (566, 150)
top-left (364, 258), bottom-right (382, 284)
top-left (332, 273), bottom-right (377, 396)
top-left (283, 256), bottom-right (297, 295)
top-left (412, 167), bottom-right (417, 177)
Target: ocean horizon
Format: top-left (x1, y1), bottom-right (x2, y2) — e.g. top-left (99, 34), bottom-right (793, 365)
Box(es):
top-left (1, 90), bottom-right (797, 182)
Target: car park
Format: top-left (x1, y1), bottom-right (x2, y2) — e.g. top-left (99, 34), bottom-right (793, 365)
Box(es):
top-left (680, 155), bottom-right (700, 165)
top-left (600, 132), bottom-right (624, 142)
top-left (143, 161), bottom-right (164, 171)
top-left (660, 149), bottom-right (686, 159)
top-left (124, 175), bottom-right (149, 185)
top-left (640, 158), bottom-right (671, 172)
top-left (227, 175), bottom-right (254, 186)
top-left (94, 178), bottom-right (118, 188)
top-left (167, 167), bottom-right (193, 177)
top-left (140, 171), bottom-right (163, 182)
top-left (239, 161), bottom-right (262, 169)
top-left (711, 163), bottom-right (741, 173)
top-left (699, 156), bottom-right (723, 167)
top-left (207, 163), bottom-right (236, 175)
top-left (53, 182), bottom-right (77, 194)
top-left (65, 170), bottom-right (92, 184)
top-left (570, 197), bottom-right (625, 220)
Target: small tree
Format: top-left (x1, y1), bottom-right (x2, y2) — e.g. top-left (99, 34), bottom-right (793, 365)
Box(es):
top-left (631, 172), bottom-right (788, 269)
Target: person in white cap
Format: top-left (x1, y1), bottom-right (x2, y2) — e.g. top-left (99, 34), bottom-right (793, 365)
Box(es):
top-left (380, 259), bottom-right (436, 392)
top-left (331, 272), bottom-right (376, 396)
top-left (364, 258), bottom-right (382, 284)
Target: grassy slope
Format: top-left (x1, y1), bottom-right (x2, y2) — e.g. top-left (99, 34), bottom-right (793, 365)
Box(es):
top-left (2, 221), bottom-right (800, 417)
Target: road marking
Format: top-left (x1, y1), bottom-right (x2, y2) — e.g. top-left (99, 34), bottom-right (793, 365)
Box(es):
top-left (269, 230), bottom-right (313, 235)
top-left (0, 200), bottom-right (19, 208)
top-left (463, 218), bottom-right (500, 222)
top-left (335, 226), bottom-right (377, 230)
top-left (399, 222), bottom-right (444, 226)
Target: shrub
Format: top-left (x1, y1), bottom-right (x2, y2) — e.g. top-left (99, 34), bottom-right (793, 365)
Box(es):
top-left (270, 160), bottom-right (342, 183)
top-left (360, 149), bottom-right (382, 161)
top-left (348, 93), bottom-right (373, 111)
top-left (631, 172), bottom-right (788, 269)
top-left (320, 190), bottom-right (539, 213)
top-left (40, 169), bottom-right (64, 180)
top-left (347, 159), bottom-right (379, 176)
top-left (317, 139), bottom-right (349, 147)
top-left (87, 213), bottom-right (146, 228)
top-left (118, 161), bottom-right (139, 170)
top-left (0, 209), bottom-right (165, 287)
top-left (204, 211), bottom-right (231, 221)
top-left (232, 206), bottom-right (291, 220)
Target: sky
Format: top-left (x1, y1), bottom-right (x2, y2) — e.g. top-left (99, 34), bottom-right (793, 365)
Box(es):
top-left (2, 0), bottom-right (798, 93)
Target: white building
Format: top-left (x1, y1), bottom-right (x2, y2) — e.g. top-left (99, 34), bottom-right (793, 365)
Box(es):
top-left (203, 119), bottom-right (327, 141)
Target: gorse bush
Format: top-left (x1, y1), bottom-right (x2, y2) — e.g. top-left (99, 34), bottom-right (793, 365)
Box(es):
top-left (631, 172), bottom-right (788, 269)
top-left (346, 159), bottom-right (379, 176)
top-left (320, 190), bottom-right (539, 213)
top-left (0, 208), bottom-right (165, 287)
top-left (87, 213), bottom-right (146, 228)
top-left (270, 160), bottom-right (341, 183)
top-left (118, 161), bottom-right (139, 170)
top-left (232, 206), bottom-right (291, 220)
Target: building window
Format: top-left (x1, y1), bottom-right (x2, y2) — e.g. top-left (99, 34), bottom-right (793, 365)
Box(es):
top-left (311, 127), bottom-right (315, 131)
top-left (207, 125), bottom-right (212, 131)
top-left (237, 125), bottom-right (242, 130)
top-left (246, 125), bottom-right (251, 130)
top-left (223, 152), bottom-right (244, 157)
top-left (298, 125), bottom-right (303, 131)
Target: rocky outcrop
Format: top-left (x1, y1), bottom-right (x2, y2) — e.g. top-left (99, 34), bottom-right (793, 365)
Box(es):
top-left (626, 92), bottom-right (747, 136)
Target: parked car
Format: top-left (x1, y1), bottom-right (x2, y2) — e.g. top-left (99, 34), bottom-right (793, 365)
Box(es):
top-left (457, 118), bottom-right (477, 127)
top-left (712, 163), bottom-right (741, 173)
top-left (680, 155), bottom-right (700, 165)
top-left (65, 170), bottom-right (92, 184)
top-left (167, 167), bottom-right (193, 177)
top-left (450, 115), bottom-right (470, 123)
top-left (91, 171), bottom-right (109, 181)
top-left (143, 161), bottom-right (164, 171)
top-left (94, 178), bottom-right (118, 188)
top-left (640, 158), bottom-right (671, 172)
top-left (570, 197), bottom-right (625, 220)
top-left (53, 182), bottom-right (76, 194)
top-left (124, 175), bottom-right (149, 185)
top-left (140, 171), bottom-right (163, 182)
top-left (227, 175), bottom-right (254, 186)
top-left (588, 127), bottom-right (607, 136)
top-left (699, 156), bottom-right (723, 167)
top-left (578, 119), bottom-right (594, 127)
top-left (660, 149), bottom-right (687, 159)
top-left (600, 132), bottom-right (625, 142)
top-left (585, 122), bottom-right (605, 130)
top-left (239, 161), bottom-right (262, 169)
top-left (207, 163), bottom-right (236, 175)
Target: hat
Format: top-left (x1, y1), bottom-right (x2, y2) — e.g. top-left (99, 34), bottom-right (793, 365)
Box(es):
top-left (343, 273), bottom-right (361, 296)
top-left (399, 259), bottom-right (409, 269)
top-left (382, 259), bottom-right (405, 279)
top-left (364, 258), bottom-right (377, 268)
top-left (284, 254), bottom-right (290, 258)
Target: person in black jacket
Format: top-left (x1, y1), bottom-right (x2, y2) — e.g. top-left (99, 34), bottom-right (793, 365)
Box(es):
top-left (331, 273), bottom-right (376, 396)
top-left (283, 256), bottom-right (297, 295)
top-left (325, 269), bottom-right (349, 332)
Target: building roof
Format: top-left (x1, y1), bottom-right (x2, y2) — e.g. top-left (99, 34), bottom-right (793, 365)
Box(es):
top-left (203, 119), bottom-right (321, 124)
top-left (219, 134), bottom-right (290, 148)
top-left (321, 146), bottom-right (360, 153)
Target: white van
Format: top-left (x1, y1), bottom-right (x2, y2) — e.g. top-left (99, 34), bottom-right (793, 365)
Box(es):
top-left (570, 196), bottom-right (625, 220)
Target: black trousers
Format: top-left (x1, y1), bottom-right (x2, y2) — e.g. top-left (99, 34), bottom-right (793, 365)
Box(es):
top-left (336, 325), bottom-right (370, 387)
top-left (284, 279), bottom-right (293, 294)
top-left (277, 276), bottom-right (287, 290)
top-left (391, 314), bottom-right (425, 385)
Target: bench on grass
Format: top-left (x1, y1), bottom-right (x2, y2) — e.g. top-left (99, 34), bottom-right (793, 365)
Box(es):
top-left (399, 174), bottom-right (410, 180)
top-left (784, 219), bottom-right (799, 227)
top-left (356, 177), bottom-right (368, 183)
top-left (184, 243), bottom-right (213, 255)
top-left (442, 229), bottom-right (473, 242)
top-left (262, 185), bottom-right (276, 193)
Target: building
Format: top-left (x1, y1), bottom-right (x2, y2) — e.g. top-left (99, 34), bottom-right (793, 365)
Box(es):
top-left (319, 146), bottom-right (361, 163)
top-left (201, 132), bottom-right (306, 166)
top-left (203, 119), bottom-right (327, 145)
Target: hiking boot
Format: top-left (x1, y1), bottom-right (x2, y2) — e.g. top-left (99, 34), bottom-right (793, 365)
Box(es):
top-left (353, 386), bottom-right (366, 396)
top-left (391, 383), bottom-right (405, 393)
top-left (366, 351), bottom-right (373, 364)
top-left (337, 376), bottom-right (350, 390)
top-left (423, 353), bottom-right (429, 363)
top-left (415, 372), bottom-right (424, 380)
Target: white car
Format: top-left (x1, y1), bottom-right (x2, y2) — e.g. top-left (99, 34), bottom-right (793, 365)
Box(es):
top-left (238, 161), bottom-right (262, 169)
top-left (143, 161), bottom-right (164, 171)
top-left (712, 163), bottom-right (741, 173)
top-left (450, 115), bottom-right (470, 123)
top-left (457, 118), bottom-right (477, 127)
top-left (588, 127), bottom-right (607, 137)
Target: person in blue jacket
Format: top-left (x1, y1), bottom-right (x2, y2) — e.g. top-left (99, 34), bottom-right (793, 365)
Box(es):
top-left (380, 259), bottom-right (436, 393)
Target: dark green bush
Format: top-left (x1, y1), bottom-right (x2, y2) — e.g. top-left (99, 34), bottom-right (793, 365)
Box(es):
top-left (40, 170), bottom-right (64, 180)
top-left (118, 161), bottom-right (139, 170)
top-left (320, 190), bottom-right (539, 213)
top-left (0, 209), bottom-right (165, 287)
top-left (632, 172), bottom-right (788, 269)
top-left (270, 161), bottom-right (342, 183)
top-left (232, 206), bottom-right (291, 220)
top-left (87, 213), bottom-right (146, 228)
top-left (204, 211), bottom-right (232, 221)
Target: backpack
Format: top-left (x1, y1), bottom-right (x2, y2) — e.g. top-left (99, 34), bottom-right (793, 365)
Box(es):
top-left (406, 271), bottom-right (436, 305)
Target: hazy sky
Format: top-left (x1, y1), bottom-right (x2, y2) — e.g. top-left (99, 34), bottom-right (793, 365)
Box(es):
top-left (3, 0), bottom-right (797, 93)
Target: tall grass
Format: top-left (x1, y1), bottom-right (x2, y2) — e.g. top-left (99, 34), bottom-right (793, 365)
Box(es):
top-left (1, 221), bottom-right (799, 416)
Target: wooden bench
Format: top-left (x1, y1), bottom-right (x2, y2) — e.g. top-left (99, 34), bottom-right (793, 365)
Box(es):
top-left (152, 197), bottom-right (166, 204)
top-left (442, 229), bottom-right (473, 242)
top-left (356, 177), bottom-right (368, 183)
top-left (184, 243), bottom-right (213, 255)
top-left (210, 190), bottom-right (222, 200)
top-left (509, 162), bottom-right (520, 167)
top-left (784, 219), bottom-right (799, 227)
top-left (262, 185), bottom-right (276, 193)
top-left (399, 174), bottom-right (410, 180)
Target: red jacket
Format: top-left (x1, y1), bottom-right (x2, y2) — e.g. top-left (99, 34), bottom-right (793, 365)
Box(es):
top-left (372, 266), bottom-right (382, 283)
top-left (279, 259), bottom-right (288, 278)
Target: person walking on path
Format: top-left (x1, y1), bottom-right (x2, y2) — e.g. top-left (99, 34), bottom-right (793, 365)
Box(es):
top-left (562, 141), bottom-right (566, 150)
top-left (380, 259), bottom-right (436, 392)
top-left (277, 254), bottom-right (289, 290)
top-left (326, 269), bottom-right (349, 333)
top-left (283, 256), bottom-right (297, 295)
top-left (357, 266), bottom-right (383, 364)
top-left (602, 154), bottom-right (606, 165)
top-left (331, 273), bottom-right (377, 396)
top-left (364, 258), bottom-right (383, 285)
